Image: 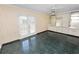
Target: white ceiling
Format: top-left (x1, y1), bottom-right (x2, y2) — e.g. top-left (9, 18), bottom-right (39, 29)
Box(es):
top-left (14, 4), bottom-right (79, 14)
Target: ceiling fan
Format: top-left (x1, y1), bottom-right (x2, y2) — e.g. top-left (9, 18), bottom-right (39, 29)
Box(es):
top-left (49, 4), bottom-right (57, 16)
top-left (49, 8), bottom-right (56, 16)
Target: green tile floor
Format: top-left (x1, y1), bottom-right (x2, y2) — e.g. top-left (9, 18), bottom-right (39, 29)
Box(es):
top-left (1, 31), bottom-right (79, 54)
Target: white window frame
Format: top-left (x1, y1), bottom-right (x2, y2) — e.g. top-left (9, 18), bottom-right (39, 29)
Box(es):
top-left (18, 15), bottom-right (36, 38)
top-left (70, 12), bottom-right (79, 29)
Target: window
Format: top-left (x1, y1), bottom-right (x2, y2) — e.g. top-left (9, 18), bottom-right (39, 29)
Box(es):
top-left (19, 16), bottom-right (29, 36)
top-left (56, 16), bottom-right (62, 27)
top-left (50, 15), bottom-right (63, 27)
top-left (28, 16), bottom-right (36, 34)
top-left (56, 19), bottom-right (62, 26)
top-left (18, 15), bottom-right (36, 37)
top-left (70, 12), bottom-right (79, 28)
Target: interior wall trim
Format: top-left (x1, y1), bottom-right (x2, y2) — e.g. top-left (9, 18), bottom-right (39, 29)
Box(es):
top-left (48, 30), bottom-right (79, 38)
top-left (2, 30), bottom-right (79, 46)
top-left (2, 30), bottom-right (48, 46)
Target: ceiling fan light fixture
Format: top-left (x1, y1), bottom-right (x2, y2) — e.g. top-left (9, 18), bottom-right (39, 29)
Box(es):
top-left (50, 10), bottom-right (55, 16)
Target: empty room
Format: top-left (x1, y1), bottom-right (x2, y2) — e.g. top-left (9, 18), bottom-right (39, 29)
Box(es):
top-left (0, 4), bottom-right (79, 54)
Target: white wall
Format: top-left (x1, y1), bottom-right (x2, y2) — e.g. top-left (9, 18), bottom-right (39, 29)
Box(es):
top-left (48, 26), bottom-right (79, 36)
top-left (0, 5), bottom-right (49, 47)
top-left (48, 12), bottom-right (79, 37)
